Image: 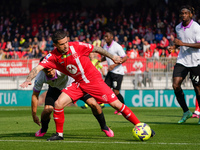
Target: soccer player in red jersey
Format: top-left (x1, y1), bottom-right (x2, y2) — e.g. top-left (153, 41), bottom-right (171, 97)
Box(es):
top-left (20, 30), bottom-right (155, 141)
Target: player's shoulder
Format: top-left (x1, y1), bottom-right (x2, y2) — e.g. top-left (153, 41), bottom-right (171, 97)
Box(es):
top-left (112, 41), bottom-right (123, 50)
top-left (175, 22), bottom-right (182, 30)
top-left (192, 20), bottom-right (200, 28)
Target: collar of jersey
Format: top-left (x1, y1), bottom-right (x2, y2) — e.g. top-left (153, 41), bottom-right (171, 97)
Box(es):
top-left (181, 19), bottom-right (193, 30)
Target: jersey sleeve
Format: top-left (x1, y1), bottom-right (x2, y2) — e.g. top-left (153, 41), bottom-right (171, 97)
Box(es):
top-left (39, 53), bottom-right (57, 69)
top-left (77, 42), bottom-right (94, 56)
top-left (33, 72), bottom-right (44, 93)
top-left (117, 45), bottom-right (126, 57)
top-left (195, 24), bottom-right (200, 43)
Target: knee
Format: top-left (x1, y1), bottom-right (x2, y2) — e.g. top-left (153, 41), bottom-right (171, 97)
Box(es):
top-left (172, 83), bottom-right (181, 92)
top-left (43, 106), bottom-right (53, 114)
top-left (54, 100), bottom-right (63, 109)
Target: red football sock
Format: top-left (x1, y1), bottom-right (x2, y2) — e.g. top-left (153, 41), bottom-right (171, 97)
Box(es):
top-left (119, 104), bottom-right (140, 125)
top-left (53, 108), bottom-right (65, 133)
top-left (195, 99), bottom-right (200, 112)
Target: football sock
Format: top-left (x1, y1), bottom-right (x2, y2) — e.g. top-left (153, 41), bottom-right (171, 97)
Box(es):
top-left (119, 104), bottom-right (140, 125)
top-left (175, 89), bottom-right (188, 112)
top-left (94, 112), bottom-right (109, 130)
top-left (41, 119), bottom-right (50, 133)
top-left (195, 99), bottom-right (199, 112)
top-left (117, 93), bottom-right (125, 104)
top-left (196, 96), bottom-right (200, 112)
top-left (53, 108), bottom-right (65, 133)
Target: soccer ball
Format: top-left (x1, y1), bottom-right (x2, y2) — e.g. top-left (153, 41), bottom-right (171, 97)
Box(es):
top-left (132, 123), bottom-right (152, 141)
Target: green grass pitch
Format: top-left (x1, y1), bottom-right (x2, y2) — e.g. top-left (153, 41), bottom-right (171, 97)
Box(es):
top-left (0, 106), bottom-right (199, 150)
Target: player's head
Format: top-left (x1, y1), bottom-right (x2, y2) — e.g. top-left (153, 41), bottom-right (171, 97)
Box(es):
top-left (52, 30), bottom-right (69, 53)
top-left (179, 5), bottom-right (195, 21)
top-left (43, 68), bottom-right (56, 78)
top-left (104, 28), bottom-right (114, 44)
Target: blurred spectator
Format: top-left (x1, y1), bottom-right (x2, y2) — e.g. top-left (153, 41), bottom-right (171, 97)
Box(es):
top-left (0, 38), bottom-right (6, 50)
top-left (12, 38), bottom-right (19, 51)
top-left (127, 42), bottom-right (133, 52)
top-left (132, 36), bottom-right (141, 47)
top-left (78, 31), bottom-right (86, 42)
top-left (169, 34), bottom-right (175, 47)
top-left (127, 47), bottom-right (139, 59)
top-left (144, 48), bottom-right (152, 58)
top-left (159, 36), bottom-right (169, 50)
top-left (39, 37), bottom-right (47, 53)
top-left (134, 68), bottom-right (143, 87)
top-left (85, 37), bottom-right (92, 44)
top-left (93, 36), bottom-right (101, 47)
top-left (122, 36), bottom-right (129, 51)
top-left (144, 29), bottom-right (155, 44)
top-left (0, 48), bottom-right (5, 60)
top-left (143, 41), bottom-right (150, 53)
top-left (5, 41), bottom-right (12, 52)
top-left (142, 67), bottom-right (152, 87)
top-left (159, 49), bottom-right (168, 57)
top-left (46, 36), bottom-right (54, 52)
top-left (32, 37), bottom-right (39, 49)
top-left (155, 30), bottom-right (163, 43)
top-left (152, 48), bottom-right (160, 60)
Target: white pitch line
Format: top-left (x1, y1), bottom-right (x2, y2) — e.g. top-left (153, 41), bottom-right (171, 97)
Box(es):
top-left (0, 108), bottom-right (30, 111)
top-left (0, 140), bottom-right (199, 145)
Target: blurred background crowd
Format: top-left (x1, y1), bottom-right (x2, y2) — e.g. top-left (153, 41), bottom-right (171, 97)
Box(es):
top-left (0, 0), bottom-right (199, 60)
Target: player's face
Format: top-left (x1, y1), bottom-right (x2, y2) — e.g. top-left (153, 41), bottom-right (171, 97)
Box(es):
top-left (104, 32), bottom-right (113, 44)
top-left (54, 37), bottom-right (69, 53)
top-left (180, 9), bottom-right (191, 22)
top-left (43, 68), bottom-right (56, 78)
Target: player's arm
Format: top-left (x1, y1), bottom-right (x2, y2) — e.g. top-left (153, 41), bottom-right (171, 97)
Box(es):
top-left (174, 38), bottom-right (200, 49)
top-left (20, 65), bottom-right (44, 88)
top-left (108, 55), bottom-right (128, 71)
top-left (92, 46), bottom-right (122, 64)
top-left (31, 91), bottom-right (41, 126)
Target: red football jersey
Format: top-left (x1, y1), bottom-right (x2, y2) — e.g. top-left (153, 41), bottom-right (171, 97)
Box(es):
top-left (40, 42), bottom-right (102, 83)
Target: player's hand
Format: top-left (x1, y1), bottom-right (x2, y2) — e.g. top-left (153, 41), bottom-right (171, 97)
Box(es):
top-left (32, 115), bottom-right (41, 126)
top-left (112, 55), bottom-right (122, 64)
top-left (174, 38), bottom-right (183, 46)
top-left (20, 80), bottom-right (32, 88)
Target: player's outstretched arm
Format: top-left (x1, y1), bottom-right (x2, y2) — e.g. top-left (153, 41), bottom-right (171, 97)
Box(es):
top-left (92, 46), bottom-right (122, 64)
top-left (20, 65), bottom-right (44, 88)
top-left (31, 91), bottom-right (41, 126)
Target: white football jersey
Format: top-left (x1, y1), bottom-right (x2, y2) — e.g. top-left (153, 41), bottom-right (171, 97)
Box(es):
top-left (103, 40), bottom-right (126, 75)
top-left (33, 70), bottom-right (74, 92)
top-left (176, 20), bottom-right (200, 67)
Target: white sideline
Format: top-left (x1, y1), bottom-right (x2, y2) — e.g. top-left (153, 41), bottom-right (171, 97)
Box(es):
top-left (0, 140), bottom-right (199, 145)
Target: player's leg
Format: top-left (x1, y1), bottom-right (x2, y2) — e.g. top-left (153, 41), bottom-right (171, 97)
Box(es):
top-left (190, 65), bottom-right (200, 123)
top-left (172, 64), bottom-right (192, 123)
top-left (36, 87), bottom-right (61, 137)
top-left (105, 72), bottom-right (124, 115)
top-left (192, 99), bottom-right (200, 118)
top-left (108, 99), bottom-right (155, 137)
top-left (47, 83), bottom-right (84, 141)
top-left (83, 94), bottom-right (114, 137)
top-left (47, 92), bottom-right (73, 141)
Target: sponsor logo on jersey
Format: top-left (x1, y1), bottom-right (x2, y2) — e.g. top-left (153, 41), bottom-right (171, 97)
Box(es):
top-left (102, 94), bottom-right (108, 101)
top-left (66, 64), bottom-right (77, 74)
top-left (62, 53), bottom-right (71, 59)
top-left (45, 53), bottom-right (52, 59)
top-left (111, 93), bottom-right (115, 98)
